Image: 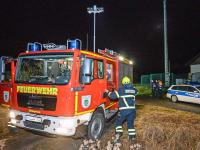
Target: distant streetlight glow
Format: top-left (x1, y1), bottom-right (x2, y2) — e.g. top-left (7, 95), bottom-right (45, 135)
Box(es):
top-left (119, 56), bottom-right (124, 61)
top-left (87, 5), bottom-right (104, 52)
top-left (129, 60), bottom-right (133, 65)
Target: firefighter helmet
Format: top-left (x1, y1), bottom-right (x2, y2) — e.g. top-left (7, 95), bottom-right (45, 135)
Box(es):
top-left (122, 76), bottom-right (131, 85)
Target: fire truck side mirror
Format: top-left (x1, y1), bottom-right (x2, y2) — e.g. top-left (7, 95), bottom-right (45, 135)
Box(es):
top-left (80, 58), bottom-right (93, 84)
top-left (0, 57), bottom-right (6, 82)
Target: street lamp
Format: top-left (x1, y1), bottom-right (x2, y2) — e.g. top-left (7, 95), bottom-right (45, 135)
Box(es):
top-left (87, 5), bottom-right (104, 52)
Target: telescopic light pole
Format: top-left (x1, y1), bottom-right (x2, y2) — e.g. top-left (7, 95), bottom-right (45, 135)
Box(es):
top-left (87, 5), bottom-right (104, 52)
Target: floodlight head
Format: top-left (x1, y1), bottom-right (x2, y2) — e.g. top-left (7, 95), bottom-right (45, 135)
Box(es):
top-left (87, 5), bottom-right (104, 14)
top-left (96, 7), bottom-right (104, 13)
top-left (87, 8), bottom-right (93, 14)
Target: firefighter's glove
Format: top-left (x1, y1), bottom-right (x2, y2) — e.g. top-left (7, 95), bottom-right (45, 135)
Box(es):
top-left (103, 89), bottom-right (109, 98)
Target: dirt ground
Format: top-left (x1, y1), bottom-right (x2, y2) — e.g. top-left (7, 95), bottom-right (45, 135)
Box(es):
top-left (1, 98), bottom-right (200, 150)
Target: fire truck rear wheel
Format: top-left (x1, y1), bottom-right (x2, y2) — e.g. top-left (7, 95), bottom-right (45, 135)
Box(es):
top-left (87, 111), bottom-right (105, 140)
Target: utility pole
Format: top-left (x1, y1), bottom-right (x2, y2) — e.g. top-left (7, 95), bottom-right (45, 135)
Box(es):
top-left (163, 0), bottom-right (170, 87)
top-left (86, 33), bottom-right (88, 50)
top-left (87, 5), bottom-right (104, 52)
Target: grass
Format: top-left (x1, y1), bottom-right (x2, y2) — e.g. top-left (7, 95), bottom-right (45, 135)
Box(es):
top-left (134, 84), bottom-right (152, 96)
top-left (97, 105), bottom-right (200, 150)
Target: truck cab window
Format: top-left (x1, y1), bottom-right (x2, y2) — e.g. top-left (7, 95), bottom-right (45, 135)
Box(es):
top-left (97, 61), bottom-right (104, 79)
top-left (16, 55), bottom-right (73, 85)
top-left (4, 63), bottom-right (11, 82)
top-left (79, 58), bottom-right (94, 84)
top-left (106, 63), bottom-right (113, 81)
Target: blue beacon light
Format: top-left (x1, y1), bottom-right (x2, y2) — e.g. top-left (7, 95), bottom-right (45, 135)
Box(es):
top-left (27, 42), bottom-right (42, 52)
top-left (67, 39), bottom-right (82, 50)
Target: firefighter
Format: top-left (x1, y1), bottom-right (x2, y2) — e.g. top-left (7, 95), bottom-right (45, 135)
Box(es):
top-left (106, 76), bottom-right (138, 142)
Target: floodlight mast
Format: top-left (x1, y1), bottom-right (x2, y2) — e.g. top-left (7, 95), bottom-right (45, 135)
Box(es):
top-left (163, 0), bottom-right (169, 87)
top-left (87, 5), bottom-right (104, 52)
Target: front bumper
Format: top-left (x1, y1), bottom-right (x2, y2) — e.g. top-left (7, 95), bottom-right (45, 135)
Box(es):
top-left (8, 109), bottom-right (79, 136)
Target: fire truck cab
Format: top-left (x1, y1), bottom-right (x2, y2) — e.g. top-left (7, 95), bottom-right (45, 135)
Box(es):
top-left (0, 56), bottom-right (15, 107)
top-left (8, 40), bottom-right (133, 139)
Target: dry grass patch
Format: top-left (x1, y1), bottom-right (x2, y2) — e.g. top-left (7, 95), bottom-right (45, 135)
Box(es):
top-left (0, 107), bottom-right (9, 139)
top-left (96, 105), bottom-right (200, 150)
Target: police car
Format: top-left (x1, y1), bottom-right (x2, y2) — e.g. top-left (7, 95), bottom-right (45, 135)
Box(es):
top-left (167, 84), bottom-right (200, 104)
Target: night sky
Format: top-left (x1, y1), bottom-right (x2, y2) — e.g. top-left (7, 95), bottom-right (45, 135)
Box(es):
top-left (0, 0), bottom-right (199, 80)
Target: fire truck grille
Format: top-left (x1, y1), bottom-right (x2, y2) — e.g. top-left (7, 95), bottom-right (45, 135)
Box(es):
top-left (17, 93), bottom-right (57, 111)
top-left (24, 120), bottom-right (44, 130)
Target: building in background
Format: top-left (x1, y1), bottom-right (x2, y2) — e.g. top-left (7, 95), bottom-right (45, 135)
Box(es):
top-left (187, 52), bottom-right (200, 83)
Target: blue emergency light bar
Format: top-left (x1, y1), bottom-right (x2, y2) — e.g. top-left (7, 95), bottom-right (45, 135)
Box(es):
top-left (27, 42), bottom-right (42, 52)
top-left (67, 39), bottom-right (82, 50)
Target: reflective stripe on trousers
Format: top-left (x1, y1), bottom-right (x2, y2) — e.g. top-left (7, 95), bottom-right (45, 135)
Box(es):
top-left (128, 128), bottom-right (136, 136)
top-left (115, 126), bottom-right (123, 133)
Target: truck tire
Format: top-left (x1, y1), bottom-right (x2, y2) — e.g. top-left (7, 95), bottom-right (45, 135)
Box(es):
top-left (87, 110), bottom-right (105, 140)
top-left (171, 95), bottom-right (178, 103)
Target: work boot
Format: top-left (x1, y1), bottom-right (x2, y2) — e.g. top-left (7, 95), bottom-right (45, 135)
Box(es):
top-left (129, 135), bottom-right (136, 141)
top-left (115, 132), bottom-right (122, 138)
top-left (114, 133), bottom-right (122, 144)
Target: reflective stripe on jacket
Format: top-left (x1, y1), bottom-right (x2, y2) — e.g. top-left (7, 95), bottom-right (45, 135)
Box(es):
top-left (108, 83), bottom-right (138, 110)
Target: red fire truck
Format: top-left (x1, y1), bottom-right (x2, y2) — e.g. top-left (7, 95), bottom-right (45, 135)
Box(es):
top-left (8, 40), bottom-right (133, 139)
top-left (0, 56), bottom-right (16, 107)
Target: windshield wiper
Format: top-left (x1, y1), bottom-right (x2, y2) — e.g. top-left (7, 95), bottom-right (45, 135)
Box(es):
top-left (29, 76), bottom-right (49, 83)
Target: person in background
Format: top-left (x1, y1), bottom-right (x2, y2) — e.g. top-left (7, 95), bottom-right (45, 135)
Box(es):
top-left (151, 80), bottom-right (156, 97)
top-left (158, 80), bottom-right (163, 98)
top-left (106, 76), bottom-right (138, 142)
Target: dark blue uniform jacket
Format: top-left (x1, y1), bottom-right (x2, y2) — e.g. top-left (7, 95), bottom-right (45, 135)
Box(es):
top-left (109, 83), bottom-right (138, 110)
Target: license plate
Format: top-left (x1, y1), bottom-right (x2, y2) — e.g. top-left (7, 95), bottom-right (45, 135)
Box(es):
top-left (25, 115), bottom-right (42, 123)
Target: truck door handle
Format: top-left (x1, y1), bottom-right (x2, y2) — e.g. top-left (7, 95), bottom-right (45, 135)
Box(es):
top-left (71, 86), bottom-right (84, 91)
top-left (5, 84), bottom-right (12, 88)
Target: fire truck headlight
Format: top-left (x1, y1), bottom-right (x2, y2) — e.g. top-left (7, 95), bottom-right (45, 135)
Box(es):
top-left (9, 111), bottom-right (16, 119)
top-left (10, 118), bottom-right (17, 124)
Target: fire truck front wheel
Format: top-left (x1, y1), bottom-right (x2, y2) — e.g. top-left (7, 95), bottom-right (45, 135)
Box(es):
top-left (87, 110), bottom-right (105, 140)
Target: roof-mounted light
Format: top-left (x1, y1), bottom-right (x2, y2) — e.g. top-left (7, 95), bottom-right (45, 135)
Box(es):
top-left (98, 48), bottom-right (118, 58)
top-left (43, 43), bottom-right (66, 50)
top-left (67, 39), bottom-right (82, 50)
top-left (27, 42), bottom-right (42, 52)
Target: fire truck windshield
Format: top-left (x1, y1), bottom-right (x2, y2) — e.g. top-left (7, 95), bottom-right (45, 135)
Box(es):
top-left (15, 54), bottom-right (73, 85)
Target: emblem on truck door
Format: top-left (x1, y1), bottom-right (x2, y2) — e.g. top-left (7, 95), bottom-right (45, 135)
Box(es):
top-left (81, 95), bottom-right (92, 108)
